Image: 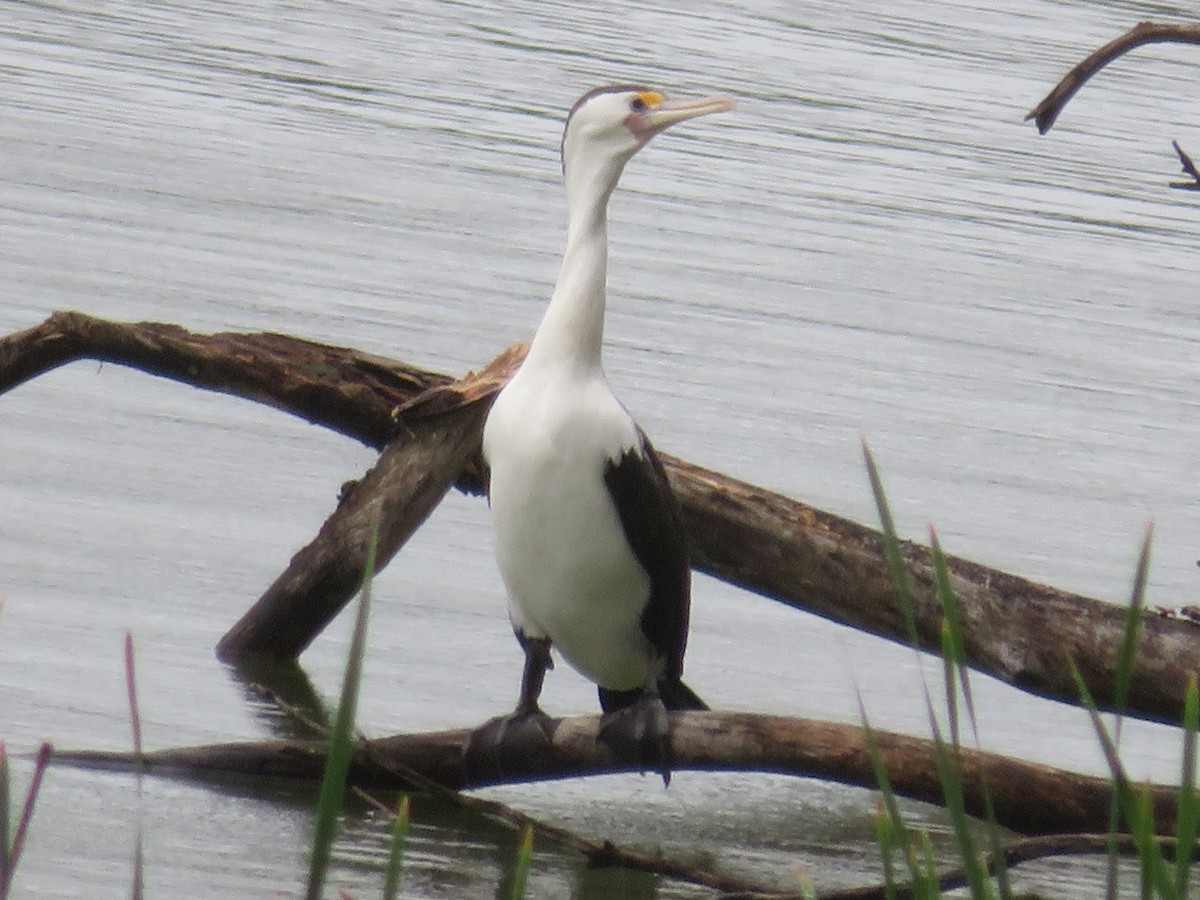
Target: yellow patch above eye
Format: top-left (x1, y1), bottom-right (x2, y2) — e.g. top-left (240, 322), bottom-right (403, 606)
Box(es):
top-left (636, 91), bottom-right (663, 109)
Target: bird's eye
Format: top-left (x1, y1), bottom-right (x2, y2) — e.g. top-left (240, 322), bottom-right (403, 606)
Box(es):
top-left (630, 96), bottom-right (647, 113)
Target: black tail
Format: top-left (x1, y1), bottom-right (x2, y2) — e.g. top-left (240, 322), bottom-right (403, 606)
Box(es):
top-left (598, 678), bottom-right (708, 713)
top-left (659, 678), bottom-right (708, 711)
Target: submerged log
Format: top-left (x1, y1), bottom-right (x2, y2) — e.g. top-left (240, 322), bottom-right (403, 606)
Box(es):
top-left (50, 710), bottom-right (1184, 837)
top-left (3, 312), bottom-right (1200, 726)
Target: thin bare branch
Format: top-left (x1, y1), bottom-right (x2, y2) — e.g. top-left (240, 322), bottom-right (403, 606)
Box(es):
top-left (1171, 140), bottom-right (1200, 190)
top-left (1027, 21), bottom-right (1200, 134)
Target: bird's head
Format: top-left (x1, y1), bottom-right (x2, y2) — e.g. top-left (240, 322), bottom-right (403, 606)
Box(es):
top-left (560, 85), bottom-right (734, 197)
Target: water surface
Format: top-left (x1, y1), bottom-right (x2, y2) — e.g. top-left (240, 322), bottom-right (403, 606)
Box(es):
top-left (3, 0), bottom-right (1199, 895)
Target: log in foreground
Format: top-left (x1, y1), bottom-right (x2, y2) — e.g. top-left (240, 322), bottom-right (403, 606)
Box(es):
top-left (1027, 21), bottom-right (1200, 134)
top-left (50, 711), bottom-right (1184, 838)
top-left (3, 313), bottom-right (1200, 725)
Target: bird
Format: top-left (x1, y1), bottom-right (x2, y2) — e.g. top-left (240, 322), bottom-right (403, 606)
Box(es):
top-left (473, 84), bottom-right (735, 783)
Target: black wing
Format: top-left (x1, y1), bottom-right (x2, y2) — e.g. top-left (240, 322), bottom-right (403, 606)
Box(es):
top-left (602, 426), bottom-right (691, 681)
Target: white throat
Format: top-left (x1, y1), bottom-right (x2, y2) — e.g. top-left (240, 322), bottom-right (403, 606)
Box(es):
top-left (523, 148), bottom-right (631, 375)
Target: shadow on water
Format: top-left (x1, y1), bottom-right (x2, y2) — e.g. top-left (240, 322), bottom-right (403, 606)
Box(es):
top-left (225, 656), bottom-right (333, 740)
top-left (5, 0), bottom-right (1200, 896)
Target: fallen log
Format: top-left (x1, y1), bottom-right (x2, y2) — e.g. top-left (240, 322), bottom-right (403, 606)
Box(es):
top-left (3, 312), bottom-right (1199, 726)
top-left (49, 710), bottom-right (1184, 838)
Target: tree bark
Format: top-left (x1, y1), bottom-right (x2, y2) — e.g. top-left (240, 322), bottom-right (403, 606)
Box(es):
top-left (214, 346), bottom-right (524, 661)
top-left (48, 710), bottom-right (1184, 838)
top-left (1027, 21), bottom-right (1200, 134)
top-left (3, 312), bottom-right (1199, 725)
top-left (0, 310), bottom-right (437, 446)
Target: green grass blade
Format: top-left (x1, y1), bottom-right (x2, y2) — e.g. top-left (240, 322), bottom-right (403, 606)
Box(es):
top-left (939, 621), bottom-right (959, 750)
top-left (382, 794), bottom-right (411, 900)
top-left (862, 440), bottom-right (919, 645)
top-left (856, 694), bottom-right (927, 893)
top-left (305, 508), bottom-right (381, 900)
top-left (930, 737), bottom-right (993, 900)
top-left (918, 682), bottom-right (992, 900)
top-left (929, 530), bottom-right (973, 744)
top-left (1177, 674), bottom-right (1199, 900)
top-left (795, 866), bottom-right (817, 900)
top-left (509, 824), bottom-right (534, 900)
top-left (977, 776), bottom-right (1011, 900)
top-left (918, 830), bottom-right (940, 900)
top-left (1106, 524), bottom-right (1154, 900)
top-left (928, 531), bottom-right (1012, 898)
top-left (1133, 783), bottom-right (1172, 900)
top-left (913, 533), bottom-right (989, 899)
top-left (1105, 789), bottom-right (1121, 900)
top-left (1114, 523), bottom-right (1153, 746)
top-left (863, 449), bottom-right (1005, 898)
top-left (873, 800), bottom-right (899, 900)
top-left (1068, 657), bottom-right (1177, 900)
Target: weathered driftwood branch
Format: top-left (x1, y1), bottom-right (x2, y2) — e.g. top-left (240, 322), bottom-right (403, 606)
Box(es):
top-left (50, 711), bottom-right (1184, 838)
top-left (1027, 20), bottom-right (1200, 134)
top-left (214, 346), bottom-right (524, 661)
top-left (669, 459), bottom-right (1196, 726)
top-left (3, 312), bottom-right (1199, 726)
top-left (0, 310), bottom-right (442, 447)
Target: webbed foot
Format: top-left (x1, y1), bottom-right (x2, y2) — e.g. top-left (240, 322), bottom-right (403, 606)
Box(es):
top-left (597, 691), bottom-right (673, 786)
top-left (462, 707), bottom-right (555, 782)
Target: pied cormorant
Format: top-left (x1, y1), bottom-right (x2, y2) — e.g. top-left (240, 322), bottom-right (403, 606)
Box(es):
top-left (477, 85), bottom-right (734, 782)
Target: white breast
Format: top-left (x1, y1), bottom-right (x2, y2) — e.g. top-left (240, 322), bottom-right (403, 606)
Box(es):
top-left (482, 366), bottom-right (654, 691)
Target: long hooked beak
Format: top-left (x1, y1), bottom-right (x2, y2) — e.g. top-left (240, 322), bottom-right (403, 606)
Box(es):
top-left (632, 93), bottom-right (736, 141)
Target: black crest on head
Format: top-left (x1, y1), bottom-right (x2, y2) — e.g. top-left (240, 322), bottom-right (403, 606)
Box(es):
top-left (560, 83), bottom-right (655, 174)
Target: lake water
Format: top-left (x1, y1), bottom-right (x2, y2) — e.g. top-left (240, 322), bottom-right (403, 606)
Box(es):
top-left (2, 0), bottom-right (1199, 896)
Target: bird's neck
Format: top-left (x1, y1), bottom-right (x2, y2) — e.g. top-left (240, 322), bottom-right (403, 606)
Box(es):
top-left (525, 157), bottom-right (624, 376)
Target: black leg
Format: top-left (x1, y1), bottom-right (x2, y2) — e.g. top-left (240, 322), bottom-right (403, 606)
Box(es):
top-left (515, 634), bottom-right (552, 716)
top-left (463, 633), bottom-right (556, 782)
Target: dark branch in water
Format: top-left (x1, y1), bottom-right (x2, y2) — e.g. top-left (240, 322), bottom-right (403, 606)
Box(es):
top-left (1026, 21), bottom-right (1200, 134)
top-left (2, 311), bottom-right (1199, 727)
top-left (1171, 140), bottom-right (1200, 190)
